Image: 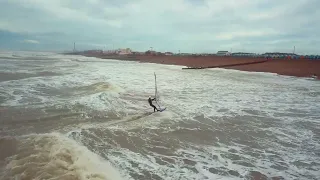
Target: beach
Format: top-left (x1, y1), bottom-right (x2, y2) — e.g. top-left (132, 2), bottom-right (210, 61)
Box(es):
top-left (1, 51), bottom-right (320, 180)
top-left (71, 51), bottom-right (320, 79)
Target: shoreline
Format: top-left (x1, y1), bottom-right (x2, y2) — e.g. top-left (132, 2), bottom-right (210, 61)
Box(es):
top-left (64, 52), bottom-right (319, 79)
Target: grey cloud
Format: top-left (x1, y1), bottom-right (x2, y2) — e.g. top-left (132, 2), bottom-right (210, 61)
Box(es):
top-left (0, 0), bottom-right (319, 53)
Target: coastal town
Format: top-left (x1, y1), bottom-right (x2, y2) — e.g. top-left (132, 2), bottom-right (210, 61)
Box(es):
top-left (68, 47), bottom-right (320, 60)
top-left (64, 47), bottom-right (319, 79)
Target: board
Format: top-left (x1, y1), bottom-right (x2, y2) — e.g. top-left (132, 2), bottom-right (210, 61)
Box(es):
top-left (151, 107), bottom-right (166, 114)
top-left (159, 107), bottom-right (166, 112)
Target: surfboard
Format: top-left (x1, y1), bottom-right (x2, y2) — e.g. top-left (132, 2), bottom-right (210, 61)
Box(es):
top-left (151, 107), bottom-right (166, 114)
top-left (154, 72), bottom-right (166, 112)
top-left (159, 107), bottom-right (166, 112)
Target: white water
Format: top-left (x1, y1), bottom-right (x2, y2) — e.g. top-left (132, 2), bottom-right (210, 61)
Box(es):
top-left (0, 51), bottom-right (319, 180)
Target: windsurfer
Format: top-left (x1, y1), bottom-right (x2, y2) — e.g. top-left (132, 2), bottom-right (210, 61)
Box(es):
top-left (148, 96), bottom-right (159, 112)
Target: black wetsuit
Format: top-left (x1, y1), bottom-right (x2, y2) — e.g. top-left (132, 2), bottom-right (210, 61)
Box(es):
top-left (148, 97), bottom-right (158, 112)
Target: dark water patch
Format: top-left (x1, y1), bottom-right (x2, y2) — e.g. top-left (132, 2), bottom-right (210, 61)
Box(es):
top-left (0, 92), bottom-right (11, 105)
top-left (0, 107), bottom-right (46, 124)
top-left (34, 82), bottom-right (115, 98)
top-left (287, 108), bottom-right (309, 114)
top-left (264, 151), bottom-right (285, 162)
top-left (154, 157), bottom-right (170, 166)
top-left (132, 170), bottom-right (163, 180)
top-left (292, 160), bottom-right (319, 170)
top-left (0, 56), bottom-right (24, 60)
top-left (276, 139), bottom-right (299, 148)
top-left (45, 105), bottom-right (75, 114)
top-left (0, 72), bottom-right (36, 82)
top-left (78, 126), bottom-right (184, 161)
top-left (228, 170), bottom-right (241, 177)
top-left (305, 91), bottom-right (320, 97)
top-left (18, 96), bottom-right (43, 104)
top-left (2, 56), bottom-right (60, 61)
top-left (83, 129), bottom-right (146, 154)
top-left (241, 148), bottom-right (264, 159)
top-left (161, 157), bottom-right (175, 164)
top-left (271, 177), bottom-right (285, 180)
top-left (214, 117), bottom-right (278, 149)
top-left (207, 166), bottom-right (242, 177)
top-left (221, 153), bottom-right (242, 161)
top-left (228, 148), bottom-right (238, 153)
top-left (273, 111), bottom-right (312, 119)
top-left (166, 120), bottom-right (232, 146)
top-left (0, 137), bottom-right (18, 168)
top-left (36, 71), bottom-right (62, 77)
top-left (12, 89), bottom-right (23, 95)
top-left (0, 106), bottom-right (88, 136)
top-left (187, 166), bottom-right (199, 174)
top-left (217, 108), bottom-right (229, 113)
top-left (270, 162), bottom-right (289, 171)
top-left (208, 167), bottom-right (229, 176)
top-left (0, 71), bottom-right (62, 82)
top-left (245, 171), bottom-right (285, 180)
top-left (242, 109), bottom-right (261, 116)
top-left (230, 133), bottom-right (262, 149)
top-left (233, 160), bottom-right (255, 167)
top-left (292, 120), bottom-right (320, 133)
top-left (169, 127), bottom-right (218, 145)
top-left (2, 110), bottom-right (81, 126)
top-left (182, 159), bottom-right (197, 166)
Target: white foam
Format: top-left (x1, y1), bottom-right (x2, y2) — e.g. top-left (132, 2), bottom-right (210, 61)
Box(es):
top-left (2, 133), bottom-right (124, 180)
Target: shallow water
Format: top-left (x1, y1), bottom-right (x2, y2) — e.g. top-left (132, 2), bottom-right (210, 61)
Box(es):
top-left (0, 51), bottom-right (319, 180)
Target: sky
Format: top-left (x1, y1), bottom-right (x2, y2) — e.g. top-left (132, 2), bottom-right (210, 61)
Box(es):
top-left (0, 0), bottom-right (319, 54)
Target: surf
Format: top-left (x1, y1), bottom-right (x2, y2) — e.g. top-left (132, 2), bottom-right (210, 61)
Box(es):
top-left (0, 133), bottom-right (124, 180)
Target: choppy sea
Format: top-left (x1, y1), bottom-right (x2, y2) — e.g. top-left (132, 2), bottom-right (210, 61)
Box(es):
top-left (0, 51), bottom-right (319, 180)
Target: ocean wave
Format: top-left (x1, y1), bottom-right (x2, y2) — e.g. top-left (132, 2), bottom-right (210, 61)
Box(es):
top-left (0, 133), bottom-right (124, 180)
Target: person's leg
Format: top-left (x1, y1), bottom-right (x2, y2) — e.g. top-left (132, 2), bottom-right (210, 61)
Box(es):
top-left (151, 104), bottom-right (157, 112)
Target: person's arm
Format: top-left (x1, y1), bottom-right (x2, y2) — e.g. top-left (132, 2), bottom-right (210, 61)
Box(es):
top-left (152, 98), bottom-right (156, 101)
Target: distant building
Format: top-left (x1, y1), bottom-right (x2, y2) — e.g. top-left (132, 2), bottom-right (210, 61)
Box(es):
top-left (118, 48), bottom-right (132, 55)
top-left (262, 52), bottom-right (297, 59)
top-left (180, 53), bottom-right (192, 56)
top-left (132, 51), bottom-right (145, 55)
top-left (145, 50), bottom-right (157, 55)
top-left (165, 52), bottom-right (174, 56)
top-left (216, 51), bottom-right (231, 56)
top-left (103, 50), bottom-right (117, 54)
top-left (84, 50), bottom-right (103, 54)
top-left (232, 52), bottom-right (256, 57)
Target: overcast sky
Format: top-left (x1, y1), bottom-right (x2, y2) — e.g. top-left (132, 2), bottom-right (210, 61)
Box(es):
top-left (0, 0), bottom-right (319, 54)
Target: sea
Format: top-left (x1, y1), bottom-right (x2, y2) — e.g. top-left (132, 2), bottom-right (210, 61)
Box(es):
top-left (0, 51), bottom-right (319, 180)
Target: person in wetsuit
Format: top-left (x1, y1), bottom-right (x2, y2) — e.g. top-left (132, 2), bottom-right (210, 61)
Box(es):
top-left (148, 96), bottom-right (159, 112)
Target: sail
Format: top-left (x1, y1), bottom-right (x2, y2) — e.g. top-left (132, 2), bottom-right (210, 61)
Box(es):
top-left (154, 72), bottom-right (161, 109)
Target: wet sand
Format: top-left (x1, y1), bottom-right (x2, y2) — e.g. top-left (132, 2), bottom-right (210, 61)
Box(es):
top-left (67, 52), bottom-right (320, 79)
